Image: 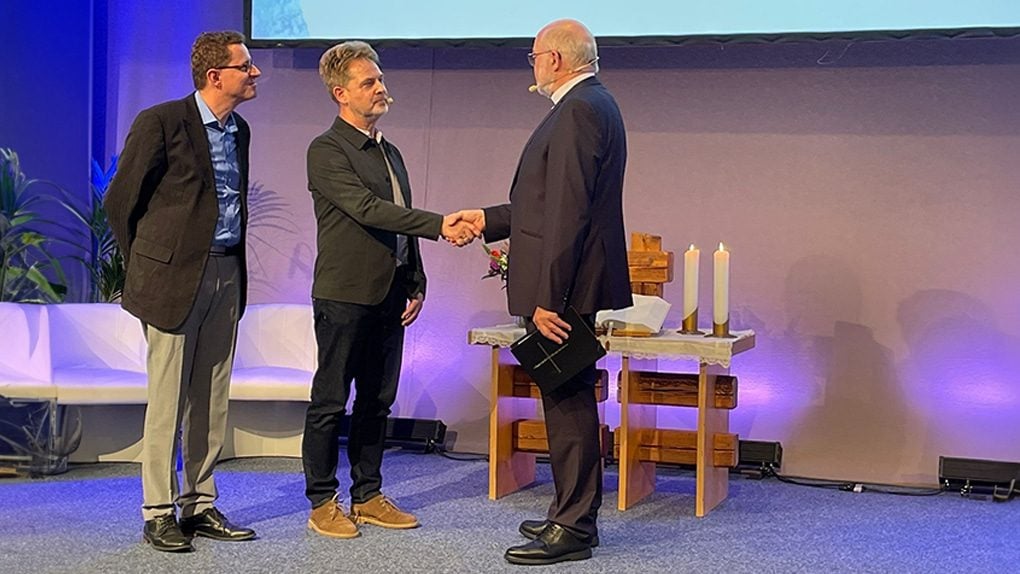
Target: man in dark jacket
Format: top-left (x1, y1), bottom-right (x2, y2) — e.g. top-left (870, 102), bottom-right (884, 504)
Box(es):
top-left (301, 40), bottom-right (477, 539)
top-left (105, 30), bottom-right (259, 552)
top-left (455, 19), bottom-right (632, 565)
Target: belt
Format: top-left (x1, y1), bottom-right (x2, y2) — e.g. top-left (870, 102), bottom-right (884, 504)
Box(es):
top-left (209, 244), bottom-right (243, 256)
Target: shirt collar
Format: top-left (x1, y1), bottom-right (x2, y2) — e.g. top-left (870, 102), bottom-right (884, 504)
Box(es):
top-left (352, 123), bottom-right (383, 144)
top-left (194, 92), bottom-right (237, 133)
top-left (550, 72), bottom-right (596, 105)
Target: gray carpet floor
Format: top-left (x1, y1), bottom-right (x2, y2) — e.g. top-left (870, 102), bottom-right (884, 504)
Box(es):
top-left (0, 450), bottom-right (1016, 573)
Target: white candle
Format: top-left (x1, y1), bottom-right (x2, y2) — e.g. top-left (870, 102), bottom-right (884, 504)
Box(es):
top-left (713, 242), bottom-right (729, 326)
top-left (683, 244), bottom-right (699, 321)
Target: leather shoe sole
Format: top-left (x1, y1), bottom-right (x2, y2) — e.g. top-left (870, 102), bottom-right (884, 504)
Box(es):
top-left (143, 535), bottom-right (193, 553)
top-left (184, 527), bottom-right (256, 542)
top-left (307, 519), bottom-right (361, 539)
top-left (179, 509), bottom-right (256, 542)
top-left (519, 520), bottom-right (599, 548)
top-left (352, 515), bottom-right (420, 529)
top-left (505, 546), bottom-right (592, 566)
top-left (506, 523), bottom-right (594, 565)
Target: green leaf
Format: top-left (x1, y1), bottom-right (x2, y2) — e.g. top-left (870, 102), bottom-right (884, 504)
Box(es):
top-left (22, 264), bottom-right (65, 302)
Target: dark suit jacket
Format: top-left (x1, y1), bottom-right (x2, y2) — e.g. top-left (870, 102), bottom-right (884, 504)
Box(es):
top-left (307, 116), bottom-right (442, 305)
top-left (105, 95), bottom-right (250, 331)
top-left (483, 77), bottom-right (633, 316)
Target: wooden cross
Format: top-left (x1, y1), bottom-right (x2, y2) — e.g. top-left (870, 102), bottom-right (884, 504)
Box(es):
top-left (628, 232), bottom-right (673, 297)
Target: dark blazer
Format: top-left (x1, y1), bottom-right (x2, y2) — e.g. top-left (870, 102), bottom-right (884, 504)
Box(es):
top-left (307, 116), bottom-right (442, 305)
top-left (483, 77), bottom-right (633, 316)
top-left (105, 95), bottom-right (250, 331)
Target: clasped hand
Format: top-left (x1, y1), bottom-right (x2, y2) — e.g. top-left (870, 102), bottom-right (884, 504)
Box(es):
top-left (441, 209), bottom-right (486, 247)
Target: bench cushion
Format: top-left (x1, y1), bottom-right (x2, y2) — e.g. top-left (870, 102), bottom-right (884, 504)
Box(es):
top-left (3, 303), bottom-right (320, 405)
top-left (230, 367), bottom-right (313, 401)
top-left (52, 368), bottom-right (149, 405)
top-left (0, 303), bottom-right (54, 400)
top-left (47, 304), bottom-right (147, 405)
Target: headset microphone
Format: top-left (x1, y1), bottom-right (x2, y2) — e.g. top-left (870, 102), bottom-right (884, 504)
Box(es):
top-left (527, 57), bottom-right (600, 94)
top-left (385, 96), bottom-right (394, 104)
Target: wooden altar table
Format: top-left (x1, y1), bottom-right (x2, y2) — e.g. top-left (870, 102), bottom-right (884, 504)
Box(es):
top-left (469, 324), bottom-right (755, 516)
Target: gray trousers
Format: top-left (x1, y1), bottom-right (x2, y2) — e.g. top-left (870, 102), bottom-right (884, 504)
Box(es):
top-left (140, 254), bottom-right (240, 520)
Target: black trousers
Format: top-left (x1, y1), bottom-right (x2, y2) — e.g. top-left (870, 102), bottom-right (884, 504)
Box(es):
top-left (302, 279), bottom-right (406, 508)
top-left (529, 316), bottom-right (602, 540)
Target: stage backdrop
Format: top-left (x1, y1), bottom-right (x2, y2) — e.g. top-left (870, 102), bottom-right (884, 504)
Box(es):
top-left (93, 0), bottom-right (1020, 485)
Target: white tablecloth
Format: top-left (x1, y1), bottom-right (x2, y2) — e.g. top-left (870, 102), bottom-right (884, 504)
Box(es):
top-left (468, 325), bottom-right (755, 368)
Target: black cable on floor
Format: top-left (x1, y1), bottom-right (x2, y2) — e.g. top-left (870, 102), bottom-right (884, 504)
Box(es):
top-left (426, 448), bottom-right (949, 497)
top-left (768, 466), bottom-right (945, 496)
top-left (431, 446), bottom-right (488, 462)
top-left (860, 484), bottom-right (945, 496)
top-left (772, 472), bottom-right (853, 490)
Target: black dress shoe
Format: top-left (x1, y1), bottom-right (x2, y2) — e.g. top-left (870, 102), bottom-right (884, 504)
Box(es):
top-left (143, 514), bottom-right (193, 552)
top-left (180, 508), bottom-right (256, 541)
top-left (519, 519), bottom-right (599, 547)
top-left (505, 523), bottom-right (592, 565)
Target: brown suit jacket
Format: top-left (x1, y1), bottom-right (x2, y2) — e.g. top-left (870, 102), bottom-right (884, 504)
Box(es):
top-left (483, 77), bottom-right (632, 316)
top-left (105, 95), bottom-right (250, 331)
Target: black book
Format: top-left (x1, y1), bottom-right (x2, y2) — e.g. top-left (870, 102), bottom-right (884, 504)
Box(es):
top-left (510, 307), bottom-right (606, 395)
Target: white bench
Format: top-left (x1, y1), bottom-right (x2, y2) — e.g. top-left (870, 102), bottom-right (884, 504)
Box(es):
top-left (0, 303), bottom-right (54, 400)
top-left (1, 302), bottom-right (318, 404)
top-left (232, 304), bottom-right (316, 402)
top-left (0, 302), bottom-right (317, 462)
top-left (49, 304), bottom-right (148, 404)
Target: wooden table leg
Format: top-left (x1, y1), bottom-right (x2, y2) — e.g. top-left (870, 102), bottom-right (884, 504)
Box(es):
top-left (489, 347), bottom-right (536, 499)
top-left (696, 362), bottom-right (731, 516)
top-left (618, 356), bottom-right (658, 510)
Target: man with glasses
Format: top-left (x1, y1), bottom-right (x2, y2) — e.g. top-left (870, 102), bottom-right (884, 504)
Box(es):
top-left (452, 19), bottom-right (631, 565)
top-left (106, 30), bottom-right (260, 553)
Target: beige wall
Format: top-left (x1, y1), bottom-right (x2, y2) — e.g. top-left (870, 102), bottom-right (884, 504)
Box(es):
top-left (110, 29), bottom-right (1020, 484)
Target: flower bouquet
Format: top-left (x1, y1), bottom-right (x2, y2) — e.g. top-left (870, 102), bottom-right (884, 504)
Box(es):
top-left (481, 242), bottom-right (509, 287)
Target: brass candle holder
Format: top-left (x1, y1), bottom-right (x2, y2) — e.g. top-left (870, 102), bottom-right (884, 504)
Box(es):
top-left (710, 319), bottom-right (736, 338)
top-left (679, 309), bottom-right (702, 335)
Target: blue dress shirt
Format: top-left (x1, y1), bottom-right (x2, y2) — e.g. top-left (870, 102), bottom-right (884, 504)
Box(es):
top-left (194, 92), bottom-right (242, 247)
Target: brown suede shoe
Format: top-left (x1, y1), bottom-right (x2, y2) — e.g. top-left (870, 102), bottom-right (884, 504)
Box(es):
top-left (350, 495), bottom-right (420, 529)
top-left (308, 497), bottom-right (360, 539)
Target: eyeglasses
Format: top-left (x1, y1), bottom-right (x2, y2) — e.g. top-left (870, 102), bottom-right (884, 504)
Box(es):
top-left (214, 61), bottom-right (258, 74)
top-left (527, 50), bottom-right (555, 67)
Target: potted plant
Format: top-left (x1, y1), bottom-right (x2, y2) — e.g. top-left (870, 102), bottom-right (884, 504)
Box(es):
top-left (0, 148), bottom-right (69, 303)
top-left (62, 157), bottom-right (125, 303)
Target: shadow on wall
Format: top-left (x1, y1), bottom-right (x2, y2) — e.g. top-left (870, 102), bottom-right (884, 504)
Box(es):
top-left (777, 255), bottom-right (921, 482)
top-left (246, 181), bottom-right (310, 300)
top-left (388, 307), bottom-right (509, 450)
top-left (897, 289), bottom-right (1020, 480)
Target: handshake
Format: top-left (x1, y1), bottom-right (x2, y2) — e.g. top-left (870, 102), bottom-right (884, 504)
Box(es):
top-left (441, 209), bottom-right (486, 247)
